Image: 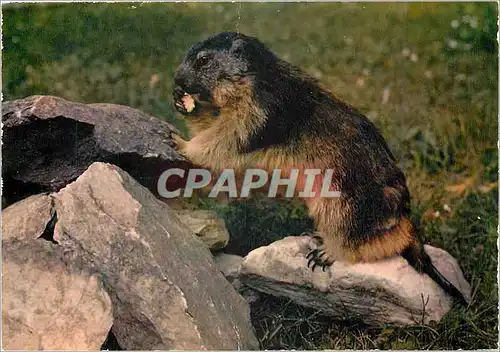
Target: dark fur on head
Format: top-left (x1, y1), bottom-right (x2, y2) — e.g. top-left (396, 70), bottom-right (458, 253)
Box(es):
top-left (173, 32), bottom-right (319, 144)
top-left (173, 32), bottom-right (271, 110)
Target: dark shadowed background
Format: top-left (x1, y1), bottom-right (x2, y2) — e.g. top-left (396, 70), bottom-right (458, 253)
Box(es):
top-left (3, 2), bottom-right (498, 349)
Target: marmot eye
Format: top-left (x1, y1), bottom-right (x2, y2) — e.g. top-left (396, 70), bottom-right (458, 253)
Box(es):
top-left (196, 54), bottom-right (210, 67)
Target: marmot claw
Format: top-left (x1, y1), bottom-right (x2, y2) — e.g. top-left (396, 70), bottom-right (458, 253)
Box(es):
top-left (306, 246), bottom-right (333, 271)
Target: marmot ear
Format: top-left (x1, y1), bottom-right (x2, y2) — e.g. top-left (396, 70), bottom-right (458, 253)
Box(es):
top-left (230, 38), bottom-right (247, 55)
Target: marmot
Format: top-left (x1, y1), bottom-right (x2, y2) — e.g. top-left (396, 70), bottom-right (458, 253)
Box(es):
top-left (172, 31), bottom-right (467, 305)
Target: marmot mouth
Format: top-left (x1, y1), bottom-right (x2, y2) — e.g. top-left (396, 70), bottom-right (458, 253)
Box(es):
top-left (173, 86), bottom-right (219, 117)
top-left (176, 93), bottom-right (196, 114)
top-left (173, 86), bottom-right (198, 116)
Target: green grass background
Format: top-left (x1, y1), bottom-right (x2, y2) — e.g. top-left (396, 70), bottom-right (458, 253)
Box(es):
top-left (3, 2), bottom-right (498, 349)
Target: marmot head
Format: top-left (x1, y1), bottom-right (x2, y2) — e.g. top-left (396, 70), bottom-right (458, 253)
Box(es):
top-left (172, 32), bottom-right (277, 117)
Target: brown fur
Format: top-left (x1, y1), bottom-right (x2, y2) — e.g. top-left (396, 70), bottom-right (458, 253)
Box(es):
top-left (175, 77), bottom-right (412, 264)
top-left (171, 32), bottom-right (468, 305)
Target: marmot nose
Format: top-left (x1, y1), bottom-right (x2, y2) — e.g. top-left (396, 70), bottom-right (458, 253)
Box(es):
top-left (174, 76), bottom-right (186, 90)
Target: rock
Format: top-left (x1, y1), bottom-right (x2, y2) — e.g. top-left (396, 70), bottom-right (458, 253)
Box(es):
top-left (214, 253), bottom-right (244, 280)
top-left (175, 210), bottom-right (230, 250)
top-left (214, 253), bottom-right (261, 304)
top-left (240, 236), bottom-right (471, 326)
top-left (2, 195), bottom-right (113, 350)
top-left (2, 95), bottom-right (191, 207)
top-left (51, 162), bottom-right (259, 350)
top-left (2, 193), bottom-right (53, 241)
top-left (213, 253), bottom-right (244, 290)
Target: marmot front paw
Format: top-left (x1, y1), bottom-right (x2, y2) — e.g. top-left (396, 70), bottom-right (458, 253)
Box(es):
top-left (171, 133), bottom-right (188, 153)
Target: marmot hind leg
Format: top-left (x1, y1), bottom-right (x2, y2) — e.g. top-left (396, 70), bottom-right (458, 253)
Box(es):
top-left (305, 230), bottom-right (354, 271)
top-left (304, 196), bottom-right (416, 270)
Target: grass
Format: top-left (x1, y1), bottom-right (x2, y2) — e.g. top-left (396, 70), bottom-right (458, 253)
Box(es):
top-left (3, 2), bottom-right (498, 350)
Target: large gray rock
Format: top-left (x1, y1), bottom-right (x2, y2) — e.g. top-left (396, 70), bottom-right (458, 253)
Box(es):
top-left (240, 236), bottom-right (471, 326)
top-left (2, 95), bottom-right (190, 207)
top-left (2, 194), bottom-right (114, 350)
top-left (51, 162), bottom-right (259, 350)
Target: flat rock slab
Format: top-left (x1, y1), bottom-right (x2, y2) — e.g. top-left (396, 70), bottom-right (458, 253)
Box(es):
top-left (2, 195), bottom-right (113, 350)
top-left (2, 95), bottom-right (190, 206)
top-left (240, 236), bottom-right (471, 326)
top-left (51, 162), bottom-right (259, 350)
